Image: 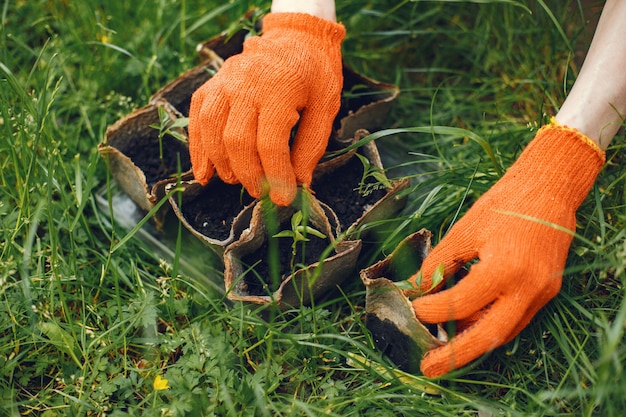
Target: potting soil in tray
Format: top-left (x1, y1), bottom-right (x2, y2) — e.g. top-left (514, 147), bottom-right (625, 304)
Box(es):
top-left (181, 182), bottom-right (254, 241)
top-left (119, 133), bottom-right (191, 190)
top-left (312, 155), bottom-right (387, 229)
top-left (240, 233), bottom-right (331, 296)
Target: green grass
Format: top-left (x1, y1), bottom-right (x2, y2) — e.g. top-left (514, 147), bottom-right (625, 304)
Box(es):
top-left (1, 0), bottom-right (625, 415)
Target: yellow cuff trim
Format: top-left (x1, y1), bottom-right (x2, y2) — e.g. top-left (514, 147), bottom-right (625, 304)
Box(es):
top-left (543, 117), bottom-right (604, 155)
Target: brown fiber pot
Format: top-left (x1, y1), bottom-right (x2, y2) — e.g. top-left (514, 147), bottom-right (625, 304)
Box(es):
top-left (360, 229), bottom-right (447, 373)
top-left (166, 178), bottom-right (255, 255)
top-left (99, 11), bottom-right (404, 306)
top-left (98, 102), bottom-right (191, 219)
top-left (312, 129), bottom-right (410, 239)
top-left (223, 192), bottom-right (362, 309)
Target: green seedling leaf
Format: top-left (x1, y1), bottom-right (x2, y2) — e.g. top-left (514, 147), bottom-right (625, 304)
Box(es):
top-left (429, 263), bottom-right (445, 292)
top-left (393, 280), bottom-right (416, 291)
top-left (273, 230), bottom-right (295, 239)
top-left (273, 209), bottom-right (328, 271)
top-left (400, 265), bottom-right (444, 297)
top-left (413, 270), bottom-right (423, 289)
top-left (170, 117), bottom-right (189, 129)
top-left (156, 105), bottom-right (166, 121)
top-left (291, 210), bottom-right (303, 231)
top-left (168, 117), bottom-right (190, 143)
top-left (372, 171), bottom-right (390, 185)
top-left (355, 153), bottom-right (371, 170)
top-left (168, 129), bottom-right (188, 143)
top-left (293, 229), bottom-right (308, 243)
top-left (355, 152), bottom-right (392, 195)
top-left (302, 225), bottom-right (326, 240)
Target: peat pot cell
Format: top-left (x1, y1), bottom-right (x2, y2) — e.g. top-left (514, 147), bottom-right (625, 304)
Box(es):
top-left (313, 153), bottom-right (386, 230)
top-left (128, 133), bottom-right (190, 191)
top-left (101, 104), bottom-right (191, 210)
top-left (169, 179), bottom-right (255, 252)
top-left (360, 229), bottom-right (447, 374)
top-left (224, 200), bottom-right (362, 308)
top-left (334, 67), bottom-right (399, 141)
top-left (240, 223), bottom-right (332, 296)
top-left (229, 235), bottom-right (362, 309)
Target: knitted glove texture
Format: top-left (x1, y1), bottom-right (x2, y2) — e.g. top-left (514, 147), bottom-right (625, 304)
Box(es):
top-left (411, 121), bottom-right (605, 377)
top-left (189, 13), bottom-right (345, 205)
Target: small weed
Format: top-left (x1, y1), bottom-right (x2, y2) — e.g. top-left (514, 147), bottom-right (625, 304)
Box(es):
top-left (399, 263), bottom-right (445, 298)
top-left (355, 153), bottom-right (393, 196)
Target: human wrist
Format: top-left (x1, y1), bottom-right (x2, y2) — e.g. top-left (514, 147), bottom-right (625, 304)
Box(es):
top-left (548, 117), bottom-right (605, 155)
top-left (270, 0), bottom-right (337, 22)
top-left (554, 111), bottom-right (621, 151)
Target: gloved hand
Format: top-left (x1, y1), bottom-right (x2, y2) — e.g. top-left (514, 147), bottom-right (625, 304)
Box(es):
top-left (188, 13), bottom-right (346, 206)
top-left (410, 120), bottom-right (605, 378)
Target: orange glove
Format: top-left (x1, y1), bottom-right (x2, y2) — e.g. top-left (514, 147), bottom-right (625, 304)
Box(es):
top-left (410, 120), bottom-right (605, 378)
top-left (188, 13), bottom-right (345, 206)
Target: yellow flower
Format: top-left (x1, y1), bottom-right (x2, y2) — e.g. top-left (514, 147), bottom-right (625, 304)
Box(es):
top-left (153, 374), bottom-right (170, 391)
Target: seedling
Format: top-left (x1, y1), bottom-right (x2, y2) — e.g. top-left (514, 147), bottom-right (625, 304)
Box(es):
top-left (273, 210), bottom-right (327, 271)
top-left (355, 153), bottom-right (392, 196)
top-left (395, 263), bottom-right (445, 298)
top-left (150, 105), bottom-right (189, 163)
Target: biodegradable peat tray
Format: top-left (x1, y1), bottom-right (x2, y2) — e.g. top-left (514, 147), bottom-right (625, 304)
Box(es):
top-left (99, 11), bottom-right (403, 308)
top-left (99, 21), bottom-right (399, 219)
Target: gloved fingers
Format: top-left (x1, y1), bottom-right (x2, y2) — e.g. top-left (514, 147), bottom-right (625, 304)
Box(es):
top-left (257, 106), bottom-right (301, 206)
top-left (413, 221), bottom-right (478, 292)
top-left (188, 84), bottom-right (230, 185)
top-left (411, 264), bottom-right (499, 324)
top-left (189, 86), bottom-right (233, 184)
top-left (291, 101), bottom-right (340, 187)
top-left (222, 102), bottom-right (264, 198)
top-left (502, 291), bottom-right (553, 344)
top-left (455, 309), bottom-right (487, 333)
top-left (419, 298), bottom-right (521, 378)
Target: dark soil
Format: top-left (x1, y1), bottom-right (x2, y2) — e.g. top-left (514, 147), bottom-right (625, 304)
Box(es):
top-left (312, 154), bottom-right (387, 230)
top-left (141, 135), bottom-right (191, 189)
top-left (375, 257), bottom-right (423, 284)
top-left (114, 131), bottom-right (191, 189)
top-left (240, 231), bottom-right (331, 296)
top-left (182, 181), bottom-right (254, 241)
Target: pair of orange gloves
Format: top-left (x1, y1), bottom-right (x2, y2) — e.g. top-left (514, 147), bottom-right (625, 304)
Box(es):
top-left (188, 13), bottom-right (605, 378)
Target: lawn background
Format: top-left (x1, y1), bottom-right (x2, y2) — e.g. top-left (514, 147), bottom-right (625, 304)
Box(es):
top-left (2, 0), bottom-right (625, 416)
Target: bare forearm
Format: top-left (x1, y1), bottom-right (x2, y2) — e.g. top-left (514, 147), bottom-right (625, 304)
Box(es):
top-left (271, 0), bottom-right (336, 21)
top-left (556, 0), bottom-right (626, 149)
